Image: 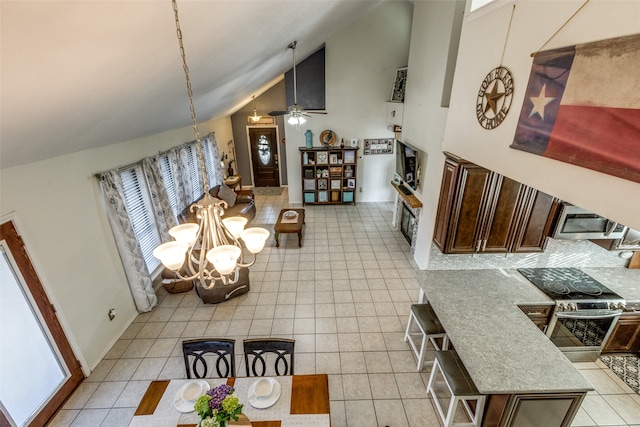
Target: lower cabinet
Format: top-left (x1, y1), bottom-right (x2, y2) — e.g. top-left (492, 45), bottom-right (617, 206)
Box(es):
top-left (603, 308), bottom-right (640, 353)
top-left (518, 304), bottom-right (553, 333)
top-left (434, 152), bottom-right (560, 254)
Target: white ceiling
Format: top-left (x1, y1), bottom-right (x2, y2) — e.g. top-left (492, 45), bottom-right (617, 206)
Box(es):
top-left (0, 0), bottom-right (384, 169)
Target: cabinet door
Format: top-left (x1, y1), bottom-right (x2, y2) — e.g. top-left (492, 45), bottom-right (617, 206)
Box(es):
top-left (481, 175), bottom-right (524, 252)
top-left (445, 164), bottom-right (492, 254)
top-left (603, 315), bottom-right (640, 353)
top-left (433, 159), bottom-right (458, 250)
top-left (511, 189), bottom-right (560, 253)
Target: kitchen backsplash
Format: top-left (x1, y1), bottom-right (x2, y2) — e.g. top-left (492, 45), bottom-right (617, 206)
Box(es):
top-left (427, 239), bottom-right (630, 270)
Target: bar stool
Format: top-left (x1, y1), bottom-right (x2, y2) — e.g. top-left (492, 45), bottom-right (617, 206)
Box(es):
top-left (403, 303), bottom-right (449, 371)
top-left (427, 350), bottom-right (486, 427)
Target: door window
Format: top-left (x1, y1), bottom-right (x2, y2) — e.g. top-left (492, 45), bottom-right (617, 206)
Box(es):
top-left (257, 135), bottom-right (271, 166)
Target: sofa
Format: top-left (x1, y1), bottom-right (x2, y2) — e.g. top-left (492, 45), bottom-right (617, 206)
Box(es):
top-left (178, 184), bottom-right (256, 224)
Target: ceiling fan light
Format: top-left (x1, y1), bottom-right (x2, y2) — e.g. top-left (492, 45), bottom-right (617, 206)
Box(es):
top-left (298, 116), bottom-right (306, 125)
top-left (287, 115), bottom-right (298, 125)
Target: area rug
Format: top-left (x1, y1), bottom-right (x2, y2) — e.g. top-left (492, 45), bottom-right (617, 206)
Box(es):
top-left (599, 354), bottom-right (640, 394)
top-left (252, 187), bottom-right (284, 196)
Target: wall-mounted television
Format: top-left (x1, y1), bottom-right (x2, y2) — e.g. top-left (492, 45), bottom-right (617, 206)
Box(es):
top-left (395, 140), bottom-right (422, 191)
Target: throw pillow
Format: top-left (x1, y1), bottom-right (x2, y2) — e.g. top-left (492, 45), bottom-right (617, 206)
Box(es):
top-left (217, 184), bottom-right (237, 208)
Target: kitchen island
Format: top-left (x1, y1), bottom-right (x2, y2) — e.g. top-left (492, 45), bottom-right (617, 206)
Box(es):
top-left (418, 269), bottom-right (594, 427)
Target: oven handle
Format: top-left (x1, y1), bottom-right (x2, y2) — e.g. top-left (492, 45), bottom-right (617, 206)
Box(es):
top-left (555, 309), bottom-right (622, 319)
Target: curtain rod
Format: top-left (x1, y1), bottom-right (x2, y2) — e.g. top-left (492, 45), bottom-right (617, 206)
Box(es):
top-left (94, 131), bottom-right (215, 179)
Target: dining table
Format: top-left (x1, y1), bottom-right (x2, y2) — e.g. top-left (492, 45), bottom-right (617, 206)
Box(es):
top-left (128, 374), bottom-right (330, 427)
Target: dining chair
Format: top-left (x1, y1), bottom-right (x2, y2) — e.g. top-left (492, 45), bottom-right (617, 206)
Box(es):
top-left (182, 338), bottom-right (236, 379)
top-left (243, 338), bottom-right (295, 376)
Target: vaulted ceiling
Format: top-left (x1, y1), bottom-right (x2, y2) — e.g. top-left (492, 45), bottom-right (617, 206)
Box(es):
top-left (1, 0), bottom-right (384, 169)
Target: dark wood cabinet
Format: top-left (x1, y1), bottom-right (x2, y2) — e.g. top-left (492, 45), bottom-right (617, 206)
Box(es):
top-left (518, 304), bottom-right (554, 333)
top-left (434, 152), bottom-right (560, 254)
top-left (603, 310), bottom-right (640, 353)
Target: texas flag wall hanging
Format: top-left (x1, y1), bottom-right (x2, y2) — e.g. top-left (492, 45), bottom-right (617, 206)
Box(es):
top-left (511, 33), bottom-right (640, 184)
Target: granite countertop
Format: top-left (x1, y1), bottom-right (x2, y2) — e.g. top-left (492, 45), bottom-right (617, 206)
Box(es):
top-left (417, 269), bottom-right (593, 395)
top-left (580, 267), bottom-right (640, 302)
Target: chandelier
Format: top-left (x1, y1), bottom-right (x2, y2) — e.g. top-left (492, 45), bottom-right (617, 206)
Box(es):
top-left (153, 0), bottom-right (269, 289)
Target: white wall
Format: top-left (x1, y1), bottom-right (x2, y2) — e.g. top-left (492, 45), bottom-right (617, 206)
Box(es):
top-left (285, 1), bottom-right (414, 203)
top-left (443, 0), bottom-right (640, 230)
top-left (402, 0), bottom-right (465, 268)
top-left (0, 117), bottom-right (233, 372)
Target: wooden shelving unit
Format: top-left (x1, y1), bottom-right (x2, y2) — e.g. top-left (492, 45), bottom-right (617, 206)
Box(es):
top-left (300, 147), bottom-right (359, 205)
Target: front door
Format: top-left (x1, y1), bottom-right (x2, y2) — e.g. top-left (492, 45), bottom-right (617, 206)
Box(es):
top-left (0, 221), bottom-right (84, 426)
top-left (248, 127), bottom-right (280, 187)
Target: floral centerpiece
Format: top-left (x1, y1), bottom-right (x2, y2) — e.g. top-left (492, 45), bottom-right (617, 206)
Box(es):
top-left (194, 384), bottom-right (243, 427)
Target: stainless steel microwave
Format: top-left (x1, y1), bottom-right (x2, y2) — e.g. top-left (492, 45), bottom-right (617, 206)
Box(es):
top-left (553, 203), bottom-right (627, 240)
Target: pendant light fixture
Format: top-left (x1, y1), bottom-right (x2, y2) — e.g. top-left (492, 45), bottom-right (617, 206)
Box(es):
top-left (250, 95), bottom-right (262, 123)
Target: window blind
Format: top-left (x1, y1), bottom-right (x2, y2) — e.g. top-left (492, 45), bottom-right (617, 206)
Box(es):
top-left (120, 166), bottom-right (162, 272)
top-left (185, 144), bottom-right (203, 200)
top-left (159, 154), bottom-right (179, 218)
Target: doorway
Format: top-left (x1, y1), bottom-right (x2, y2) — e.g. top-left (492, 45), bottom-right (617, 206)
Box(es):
top-left (247, 126), bottom-right (280, 187)
top-left (0, 221), bottom-right (84, 426)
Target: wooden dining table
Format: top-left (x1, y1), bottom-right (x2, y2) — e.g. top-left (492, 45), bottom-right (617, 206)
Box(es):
top-left (128, 374), bottom-right (330, 427)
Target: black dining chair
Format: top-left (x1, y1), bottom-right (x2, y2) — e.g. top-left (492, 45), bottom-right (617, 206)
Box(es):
top-left (182, 338), bottom-right (236, 379)
top-left (243, 338), bottom-right (295, 377)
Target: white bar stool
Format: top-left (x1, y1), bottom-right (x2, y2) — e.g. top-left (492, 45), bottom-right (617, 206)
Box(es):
top-left (403, 303), bottom-right (449, 371)
top-left (427, 350), bottom-right (486, 427)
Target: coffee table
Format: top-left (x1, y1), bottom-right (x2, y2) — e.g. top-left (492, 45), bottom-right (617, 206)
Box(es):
top-left (274, 208), bottom-right (305, 247)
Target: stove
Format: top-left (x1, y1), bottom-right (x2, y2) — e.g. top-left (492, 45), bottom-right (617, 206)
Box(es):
top-left (518, 268), bottom-right (625, 309)
top-left (518, 268), bottom-right (626, 362)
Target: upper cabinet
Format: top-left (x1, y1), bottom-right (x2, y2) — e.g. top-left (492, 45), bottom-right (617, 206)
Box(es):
top-left (433, 152), bottom-right (561, 254)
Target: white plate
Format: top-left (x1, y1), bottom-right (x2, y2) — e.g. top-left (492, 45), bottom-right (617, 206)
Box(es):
top-left (174, 380), bottom-right (210, 413)
top-left (247, 378), bottom-right (281, 409)
top-left (283, 210), bottom-right (298, 219)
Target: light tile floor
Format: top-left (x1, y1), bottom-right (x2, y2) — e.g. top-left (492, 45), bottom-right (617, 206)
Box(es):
top-left (50, 189), bottom-right (640, 426)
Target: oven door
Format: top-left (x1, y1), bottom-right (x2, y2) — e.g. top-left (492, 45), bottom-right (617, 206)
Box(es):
top-left (547, 309), bottom-right (622, 362)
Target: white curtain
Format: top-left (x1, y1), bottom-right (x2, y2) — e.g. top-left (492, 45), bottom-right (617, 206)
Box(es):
top-left (142, 156), bottom-right (178, 242)
top-left (98, 171), bottom-right (157, 313)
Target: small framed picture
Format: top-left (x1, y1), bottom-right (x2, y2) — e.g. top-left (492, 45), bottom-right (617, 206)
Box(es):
top-left (347, 178), bottom-right (356, 189)
top-left (344, 151), bottom-right (355, 164)
top-left (329, 153), bottom-right (338, 164)
top-left (318, 191), bottom-right (328, 202)
top-left (304, 179), bottom-right (315, 191)
top-left (390, 67), bottom-right (407, 102)
top-left (317, 179), bottom-right (328, 190)
top-left (316, 151), bottom-right (328, 165)
top-left (331, 179), bottom-right (341, 190)
top-left (350, 138), bottom-right (358, 148)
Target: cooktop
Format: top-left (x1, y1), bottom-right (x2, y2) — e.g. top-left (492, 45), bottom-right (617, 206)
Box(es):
top-left (518, 268), bottom-right (623, 301)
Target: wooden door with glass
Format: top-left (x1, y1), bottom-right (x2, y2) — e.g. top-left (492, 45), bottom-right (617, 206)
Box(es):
top-left (248, 127), bottom-right (280, 187)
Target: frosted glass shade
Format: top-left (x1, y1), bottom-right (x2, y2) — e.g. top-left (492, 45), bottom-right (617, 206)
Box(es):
top-left (168, 223), bottom-right (199, 246)
top-left (241, 227), bottom-right (270, 254)
top-left (153, 241), bottom-right (188, 271)
top-left (222, 217), bottom-right (247, 239)
top-left (206, 245), bottom-right (241, 275)
top-left (288, 115), bottom-right (306, 125)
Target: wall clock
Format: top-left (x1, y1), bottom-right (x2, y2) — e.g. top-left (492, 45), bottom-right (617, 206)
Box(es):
top-left (476, 66), bottom-right (513, 129)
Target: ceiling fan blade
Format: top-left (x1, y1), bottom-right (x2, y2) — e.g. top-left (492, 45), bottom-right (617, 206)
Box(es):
top-left (306, 111), bottom-right (328, 115)
top-left (268, 110), bottom-right (289, 116)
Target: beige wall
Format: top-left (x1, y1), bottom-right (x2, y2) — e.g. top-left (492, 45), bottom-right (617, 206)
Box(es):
top-left (285, 1), bottom-right (414, 203)
top-left (0, 117), bottom-right (232, 372)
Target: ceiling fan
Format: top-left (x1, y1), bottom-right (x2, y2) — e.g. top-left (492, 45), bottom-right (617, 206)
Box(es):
top-left (269, 41), bottom-right (326, 125)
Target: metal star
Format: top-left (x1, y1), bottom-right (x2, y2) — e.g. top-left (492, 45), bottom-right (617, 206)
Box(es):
top-left (484, 81), bottom-right (505, 116)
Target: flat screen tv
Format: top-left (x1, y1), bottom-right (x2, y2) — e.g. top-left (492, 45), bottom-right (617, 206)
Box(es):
top-left (395, 140), bottom-right (421, 190)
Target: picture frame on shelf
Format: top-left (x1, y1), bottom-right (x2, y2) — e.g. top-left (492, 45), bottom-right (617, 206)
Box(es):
top-left (350, 138), bottom-right (358, 148)
top-left (317, 179), bottom-right (328, 190)
top-left (316, 151), bottom-right (328, 165)
top-left (304, 179), bottom-right (315, 191)
top-left (390, 67), bottom-right (407, 102)
top-left (344, 151), bottom-right (355, 164)
top-left (347, 178), bottom-right (356, 189)
top-left (318, 191), bottom-right (328, 203)
top-left (331, 179), bottom-right (341, 190)
top-left (329, 153), bottom-right (338, 164)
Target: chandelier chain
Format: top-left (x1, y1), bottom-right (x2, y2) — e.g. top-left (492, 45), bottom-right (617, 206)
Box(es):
top-left (172, 0), bottom-right (208, 192)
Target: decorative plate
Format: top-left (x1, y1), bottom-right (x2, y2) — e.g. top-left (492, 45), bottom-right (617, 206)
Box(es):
top-left (320, 130), bottom-right (336, 147)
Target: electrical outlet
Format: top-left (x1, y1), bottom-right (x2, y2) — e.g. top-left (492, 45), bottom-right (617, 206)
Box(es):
top-left (359, 187), bottom-right (362, 193)
top-left (108, 308), bottom-right (116, 321)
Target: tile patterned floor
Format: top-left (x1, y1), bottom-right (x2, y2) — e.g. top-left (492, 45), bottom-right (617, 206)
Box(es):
top-left (50, 189), bottom-right (640, 426)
